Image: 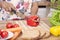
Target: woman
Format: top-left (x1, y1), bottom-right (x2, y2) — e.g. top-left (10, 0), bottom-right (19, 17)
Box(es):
top-left (0, 0), bottom-right (38, 40)
top-left (0, 0), bottom-right (38, 20)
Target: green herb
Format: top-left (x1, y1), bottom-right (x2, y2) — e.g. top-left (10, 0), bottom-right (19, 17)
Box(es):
top-left (49, 10), bottom-right (60, 26)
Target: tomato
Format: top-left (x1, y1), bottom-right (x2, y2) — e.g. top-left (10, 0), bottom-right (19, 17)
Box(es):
top-left (0, 30), bottom-right (8, 38)
top-left (1, 31), bottom-right (8, 38)
top-left (6, 23), bottom-right (13, 28)
top-left (6, 22), bottom-right (19, 28)
top-left (0, 29), bottom-right (3, 35)
top-left (27, 15), bottom-right (39, 27)
top-left (13, 24), bottom-right (19, 28)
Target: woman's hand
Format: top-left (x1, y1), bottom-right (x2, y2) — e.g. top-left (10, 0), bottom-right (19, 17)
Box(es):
top-left (0, 1), bottom-right (16, 12)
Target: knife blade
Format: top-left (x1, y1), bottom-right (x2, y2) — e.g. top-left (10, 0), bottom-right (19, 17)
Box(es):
top-left (11, 9), bottom-right (26, 20)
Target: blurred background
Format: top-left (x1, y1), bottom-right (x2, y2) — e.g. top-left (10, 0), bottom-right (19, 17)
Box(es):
top-left (37, 0), bottom-right (60, 18)
top-left (36, 0), bottom-right (50, 18)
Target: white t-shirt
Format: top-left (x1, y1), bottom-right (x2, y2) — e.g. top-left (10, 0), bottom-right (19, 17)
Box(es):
top-left (0, 0), bottom-right (36, 20)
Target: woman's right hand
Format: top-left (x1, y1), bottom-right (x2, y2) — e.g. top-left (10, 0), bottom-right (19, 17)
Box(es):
top-left (0, 1), bottom-right (16, 12)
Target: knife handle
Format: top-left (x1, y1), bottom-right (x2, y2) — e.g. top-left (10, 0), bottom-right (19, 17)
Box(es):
top-left (11, 8), bottom-right (16, 14)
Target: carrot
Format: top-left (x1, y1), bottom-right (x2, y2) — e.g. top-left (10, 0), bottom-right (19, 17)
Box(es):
top-left (4, 27), bottom-right (22, 40)
top-left (10, 31), bottom-right (21, 40)
top-left (5, 27), bottom-right (22, 32)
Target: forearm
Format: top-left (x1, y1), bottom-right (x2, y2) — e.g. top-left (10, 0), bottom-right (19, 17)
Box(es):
top-left (0, 2), bottom-right (2, 7)
top-left (31, 2), bottom-right (38, 15)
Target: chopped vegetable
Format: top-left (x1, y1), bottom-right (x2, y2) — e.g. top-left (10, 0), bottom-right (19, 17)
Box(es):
top-left (49, 10), bottom-right (60, 26)
top-left (50, 26), bottom-right (60, 36)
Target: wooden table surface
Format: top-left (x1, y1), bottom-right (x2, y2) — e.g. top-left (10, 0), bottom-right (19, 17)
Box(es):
top-left (0, 18), bottom-right (60, 40)
top-left (40, 18), bottom-right (60, 40)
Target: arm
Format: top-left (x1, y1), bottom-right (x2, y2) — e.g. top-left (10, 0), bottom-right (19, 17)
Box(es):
top-left (0, 2), bottom-right (2, 7)
top-left (31, 2), bottom-right (38, 15)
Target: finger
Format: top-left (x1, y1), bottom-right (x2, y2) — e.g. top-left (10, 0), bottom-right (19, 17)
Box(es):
top-left (4, 2), bottom-right (15, 11)
top-left (5, 2), bottom-right (12, 11)
top-left (9, 3), bottom-right (16, 11)
top-left (2, 4), bottom-right (9, 11)
top-left (2, 2), bottom-right (10, 11)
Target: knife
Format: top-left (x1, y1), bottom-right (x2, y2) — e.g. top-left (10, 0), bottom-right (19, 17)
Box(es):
top-left (11, 9), bottom-right (26, 20)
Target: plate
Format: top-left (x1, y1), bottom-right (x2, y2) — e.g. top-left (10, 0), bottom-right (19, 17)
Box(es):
top-left (5, 31), bottom-right (14, 39)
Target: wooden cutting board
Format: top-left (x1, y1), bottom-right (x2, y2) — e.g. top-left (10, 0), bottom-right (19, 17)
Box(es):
top-left (0, 20), bottom-right (60, 40)
top-left (14, 20), bottom-right (60, 40)
top-left (0, 20), bottom-right (51, 40)
top-left (0, 20), bottom-right (50, 30)
top-left (14, 20), bottom-right (50, 40)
